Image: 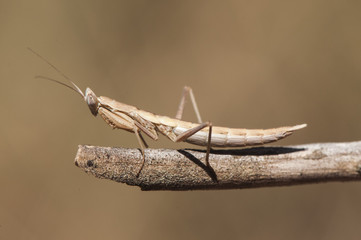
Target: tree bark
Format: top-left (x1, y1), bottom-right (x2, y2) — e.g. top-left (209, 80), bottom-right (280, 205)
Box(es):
top-left (74, 141), bottom-right (361, 191)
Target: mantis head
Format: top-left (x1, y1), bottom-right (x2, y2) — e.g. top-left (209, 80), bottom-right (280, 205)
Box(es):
top-left (85, 87), bottom-right (99, 116)
top-left (59, 80), bottom-right (100, 116)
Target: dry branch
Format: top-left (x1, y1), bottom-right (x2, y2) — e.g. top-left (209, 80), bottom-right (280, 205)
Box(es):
top-left (75, 141), bottom-right (361, 191)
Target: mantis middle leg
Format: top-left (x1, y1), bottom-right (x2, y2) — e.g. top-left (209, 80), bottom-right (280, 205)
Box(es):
top-left (175, 86), bottom-right (203, 123)
top-left (134, 130), bottom-right (148, 177)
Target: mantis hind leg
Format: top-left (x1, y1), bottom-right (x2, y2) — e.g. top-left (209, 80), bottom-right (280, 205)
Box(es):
top-left (174, 121), bottom-right (213, 167)
top-left (175, 86), bottom-right (203, 124)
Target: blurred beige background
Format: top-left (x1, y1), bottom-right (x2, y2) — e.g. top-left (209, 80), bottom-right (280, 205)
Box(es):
top-left (1, 0), bottom-right (361, 239)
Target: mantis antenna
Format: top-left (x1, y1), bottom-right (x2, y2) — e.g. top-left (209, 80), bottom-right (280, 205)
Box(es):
top-left (28, 47), bottom-right (84, 98)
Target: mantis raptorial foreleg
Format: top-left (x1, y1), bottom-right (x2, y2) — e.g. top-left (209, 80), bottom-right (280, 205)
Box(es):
top-left (175, 86), bottom-right (203, 123)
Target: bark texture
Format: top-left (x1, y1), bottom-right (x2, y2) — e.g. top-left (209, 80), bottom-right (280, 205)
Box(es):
top-left (75, 141), bottom-right (361, 190)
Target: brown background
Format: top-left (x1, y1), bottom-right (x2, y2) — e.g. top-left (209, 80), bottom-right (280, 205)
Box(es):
top-left (1, 1), bottom-right (361, 239)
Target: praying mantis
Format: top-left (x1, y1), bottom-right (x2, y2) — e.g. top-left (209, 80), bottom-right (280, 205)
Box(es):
top-left (30, 48), bottom-right (307, 176)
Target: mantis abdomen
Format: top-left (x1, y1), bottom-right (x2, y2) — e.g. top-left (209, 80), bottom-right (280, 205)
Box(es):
top-left (173, 124), bottom-right (306, 147)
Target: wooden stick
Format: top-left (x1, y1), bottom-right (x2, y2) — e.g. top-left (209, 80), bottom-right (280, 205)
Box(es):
top-left (74, 141), bottom-right (361, 191)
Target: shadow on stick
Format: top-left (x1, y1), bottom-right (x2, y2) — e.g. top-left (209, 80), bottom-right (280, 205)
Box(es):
top-left (177, 149), bottom-right (218, 182)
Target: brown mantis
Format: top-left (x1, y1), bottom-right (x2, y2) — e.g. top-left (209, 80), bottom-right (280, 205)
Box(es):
top-left (30, 48), bottom-right (307, 176)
